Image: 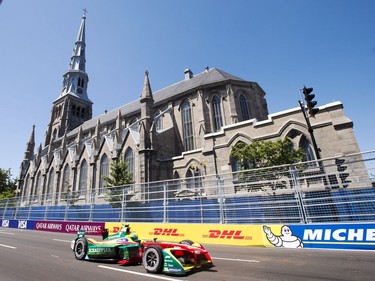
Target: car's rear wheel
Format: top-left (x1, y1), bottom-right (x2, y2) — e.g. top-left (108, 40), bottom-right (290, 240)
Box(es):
top-left (74, 238), bottom-right (88, 260)
top-left (143, 245), bottom-right (164, 273)
top-left (179, 239), bottom-right (194, 246)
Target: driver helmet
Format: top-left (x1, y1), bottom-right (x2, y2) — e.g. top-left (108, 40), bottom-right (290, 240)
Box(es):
top-left (129, 233), bottom-right (139, 242)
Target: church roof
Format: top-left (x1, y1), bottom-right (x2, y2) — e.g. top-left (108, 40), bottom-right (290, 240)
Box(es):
top-left (67, 67), bottom-right (248, 136)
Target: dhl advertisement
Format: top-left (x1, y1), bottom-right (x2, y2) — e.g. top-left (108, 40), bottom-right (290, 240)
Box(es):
top-left (104, 222), bottom-right (264, 246)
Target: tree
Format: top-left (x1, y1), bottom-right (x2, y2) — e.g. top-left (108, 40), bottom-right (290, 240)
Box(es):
top-left (102, 159), bottom-right (133, 208)
top-left (231, 138), bottom-right (306, 169)
top-left (0, 168), bottom-right (17, 199)
top-left (230, 139), bottom-right (306, 192)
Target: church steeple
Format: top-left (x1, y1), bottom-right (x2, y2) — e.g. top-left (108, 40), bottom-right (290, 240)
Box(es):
top-left (23, 125), bottom-right (35, 161)
top-left (58, 10), bottom-right (90, 102)
top-left (44, 11), bottom-right (93, 146)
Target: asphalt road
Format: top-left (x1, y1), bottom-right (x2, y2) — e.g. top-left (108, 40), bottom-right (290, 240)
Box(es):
top-left (1, 228), bottom-right (375, 281)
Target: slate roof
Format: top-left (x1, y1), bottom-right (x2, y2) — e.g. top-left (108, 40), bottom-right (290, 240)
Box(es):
top-left (67, 67), bottom-right (248, 136)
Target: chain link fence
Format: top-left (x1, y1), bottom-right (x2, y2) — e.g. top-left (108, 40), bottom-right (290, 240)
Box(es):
top-left (1, 151), bottom-right (374, 224)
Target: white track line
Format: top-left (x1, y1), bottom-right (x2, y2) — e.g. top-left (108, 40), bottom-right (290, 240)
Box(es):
top-left (0, 231), bottom-right (15, 235)
top-left (0, 244), bottom-right (16, 249)
top-left (53, 239), bottom-right (72, 243)
top-left (213, 257), bottom-right (260, 263)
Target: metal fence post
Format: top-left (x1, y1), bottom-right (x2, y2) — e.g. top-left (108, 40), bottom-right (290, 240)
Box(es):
top-left (289, 166), bottom-right (307, 224)
top-left (89, 191), bottom-right (95, 222)
top-left (121, 187), bottom-right (125, 222)
top-left (217, 177), bottom-right (225, 224)
top-left (163, 182), bottom-right (167, 223)
top-left (3, 199), bottom-right (9, 219)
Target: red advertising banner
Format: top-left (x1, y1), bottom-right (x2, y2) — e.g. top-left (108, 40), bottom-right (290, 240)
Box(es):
top-left (34, 220), bottom-right (105, 235)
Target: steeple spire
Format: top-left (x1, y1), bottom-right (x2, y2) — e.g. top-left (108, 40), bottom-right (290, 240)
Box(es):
top-left (44, 12), bottom-right (93, 146)
top-left (24, 125), bottom-right (35, 161)
top-left (58, 11), bottom-right (91, 103)
top-left (140, 70), bottom-right (153, 101)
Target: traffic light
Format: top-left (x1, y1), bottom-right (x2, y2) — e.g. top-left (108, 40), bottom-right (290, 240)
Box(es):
top-left (303, 86), bottom-right (319, 117)
top-left (335, 158), bottom-right (351, 188)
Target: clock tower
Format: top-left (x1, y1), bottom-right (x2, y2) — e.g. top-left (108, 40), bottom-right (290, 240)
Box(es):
top-left (44, 11), bottom-right (92, 146)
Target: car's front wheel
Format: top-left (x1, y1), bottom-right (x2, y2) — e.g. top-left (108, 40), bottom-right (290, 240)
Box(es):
top-left (74, 238), bottom-right (88, 260)
top-left (143, 245), bottom-right (164, 273)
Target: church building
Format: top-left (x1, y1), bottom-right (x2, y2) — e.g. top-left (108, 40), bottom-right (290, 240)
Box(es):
top-left (18, 14), bottom-right (361, 204)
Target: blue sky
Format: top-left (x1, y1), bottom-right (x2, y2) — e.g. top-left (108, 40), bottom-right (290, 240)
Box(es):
top-left (0, 0), bottom-right (374, 178)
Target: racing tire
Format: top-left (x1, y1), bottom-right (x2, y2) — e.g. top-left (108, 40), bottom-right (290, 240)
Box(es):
top-left (179, 239), bottom-right (194, 246)
top-left (74, 238), bottom-right (88, 260)
top-left (143, 245), bottom-right (164, 274)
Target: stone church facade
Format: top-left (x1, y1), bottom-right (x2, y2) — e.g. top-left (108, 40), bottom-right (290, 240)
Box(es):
top-left (18, 14), bottom-right (361, 204)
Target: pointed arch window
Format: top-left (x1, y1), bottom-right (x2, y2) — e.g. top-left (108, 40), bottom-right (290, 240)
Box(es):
top-left (230, 141), bottom-right (253, 173)
top-left (239, 94), bottom-right (250, 121)
top-left (300, 136), bottom-right (316, 161)
top-left (99, 154), bottom-right (109, 193)
top-left (47, 168), bottom-right (55, 200)
top-left (125, 148), bottom-right (134, 178)
top-left (130, 118), bottom-right (139, 132)
top-left (62, 164), bottom-right (70, 193)
top-left (79, 160), bottom-right (88, 195)
top-left (23, 175), bottom-right (29, 198)
top-left (186, 167), bottom-right (202, 189)
top-left (72, 105), bottom-right (76, 117)
top-left (182, 101), bottom-right (194, 151)
top-left (35, 171), bottom-right (41, 197)
top-left (154, 110), bottom-right (162, 131)
top-left (212, 95), bottom-right (223, 132)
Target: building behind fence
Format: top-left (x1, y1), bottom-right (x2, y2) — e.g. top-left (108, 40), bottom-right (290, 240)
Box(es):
top-left (2, 151), bottom-right (375, 224)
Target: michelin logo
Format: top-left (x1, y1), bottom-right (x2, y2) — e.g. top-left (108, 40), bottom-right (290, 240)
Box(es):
top-left (2, 220), bottom-right (9, 227)
top-left (303, 228), bottom-right (375, 242)
top-left (263, 225), bottom-right (303, 248)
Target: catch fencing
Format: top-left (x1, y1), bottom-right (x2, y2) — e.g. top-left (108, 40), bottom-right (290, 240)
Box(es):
top-left (1, 151), bottom-right (375, 224)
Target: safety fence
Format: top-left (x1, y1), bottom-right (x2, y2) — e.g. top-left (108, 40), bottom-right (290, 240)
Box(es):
top-left (1, 151), bottom-right (374, 224)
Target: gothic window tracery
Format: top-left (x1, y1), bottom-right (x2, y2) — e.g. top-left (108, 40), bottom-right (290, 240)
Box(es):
top-left (182, 101), bottom-right (194, 151)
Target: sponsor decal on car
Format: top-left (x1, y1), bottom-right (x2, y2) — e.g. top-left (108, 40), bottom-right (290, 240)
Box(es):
top-left (88, 247), bottom-right (114, 253)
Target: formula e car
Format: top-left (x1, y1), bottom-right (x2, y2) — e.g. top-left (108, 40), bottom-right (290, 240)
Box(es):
top-left (71, 229), bottom-right (141, 265)
top-left (71, 225), bottom-right (213, 275)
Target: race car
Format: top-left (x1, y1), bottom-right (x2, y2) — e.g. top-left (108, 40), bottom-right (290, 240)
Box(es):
top-left (71, 225), bottom-right (214, 275)
top-left (71, 229), bottom-right (141, 265)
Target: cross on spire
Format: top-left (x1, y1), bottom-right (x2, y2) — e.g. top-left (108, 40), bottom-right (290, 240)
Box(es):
top-left (83, 8), bottom-right (88, 18)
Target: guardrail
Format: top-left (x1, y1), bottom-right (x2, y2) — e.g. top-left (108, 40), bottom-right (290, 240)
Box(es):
top-left (1, 151), bottom-right (374, 224)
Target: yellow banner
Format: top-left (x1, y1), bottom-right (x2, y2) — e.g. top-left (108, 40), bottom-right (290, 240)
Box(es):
top-left (104, 222), bottom-right (266, 246)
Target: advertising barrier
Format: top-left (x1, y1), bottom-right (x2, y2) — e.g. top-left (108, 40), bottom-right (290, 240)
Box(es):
top-left (1, 219), bottom-right (35, 230)
top-left (34, 220), bottom-right (105, 235)
top-left (1, 219), bottom-right (375, 250)
top-left (262, 223), bottom-right (375, 250)
top-left (104, 222), bottom-right (264, 246)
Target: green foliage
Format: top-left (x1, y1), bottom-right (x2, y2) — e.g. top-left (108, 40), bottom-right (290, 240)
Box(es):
top-left (103, 160), bottom-right (133, 208)
top-left (231, 138), bottom-right (306, 169)
top-left (230, 139), bottom-right (306, 192)
top-left (0, 168), bottom-right (17, 199)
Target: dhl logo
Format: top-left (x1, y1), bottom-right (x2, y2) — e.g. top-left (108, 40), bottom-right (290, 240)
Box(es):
top-left (203, 230), bottom-right (252, 240)
top-left (149, 228), bottom-right (185, 237)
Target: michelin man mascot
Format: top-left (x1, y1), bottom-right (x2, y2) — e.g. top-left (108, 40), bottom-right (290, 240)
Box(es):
top-left (263, 225), bottom-right (303, 248)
